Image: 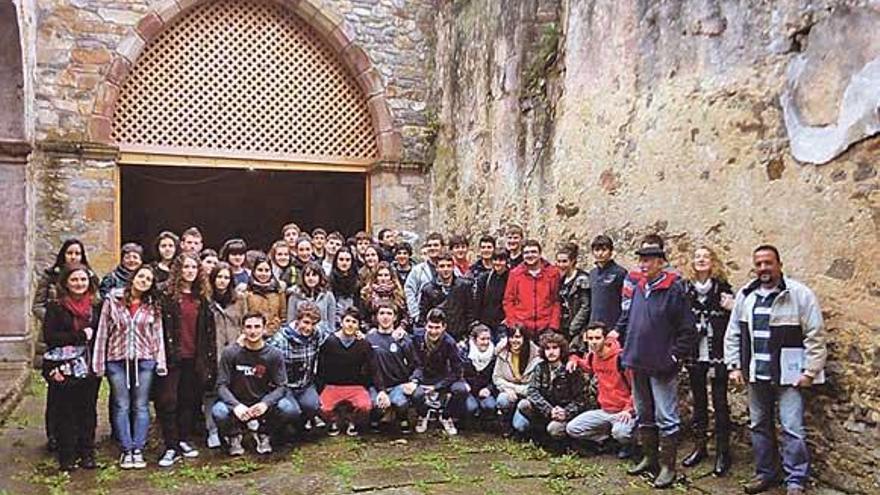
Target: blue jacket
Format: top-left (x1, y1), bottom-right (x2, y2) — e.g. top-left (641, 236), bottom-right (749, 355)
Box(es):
top-left (621, 272), bottom-right (696, 376)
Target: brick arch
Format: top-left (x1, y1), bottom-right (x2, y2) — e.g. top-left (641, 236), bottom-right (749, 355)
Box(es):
top-left (89, 0), bottom-right (401, 164)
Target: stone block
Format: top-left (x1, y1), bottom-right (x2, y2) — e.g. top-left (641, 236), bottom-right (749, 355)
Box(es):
top-left (84, 199), bottom-right (114, 222)
top-left (0, 297), bottom-right (28, 338)
top-left (327, 21), bottom-right (356, 54)
top-left (342, 44), bottom-right (372, 76)
top-left (369, 96), bottom-right (395, 133)
top-left (311, 9), bottom-right (343, 38)
top-left (135, 12), bottom-right (165, 42)
top-left (356, 67), bottom-right (385, 97)
top-left (116, 33), bottom-right (146, 64)
top-left (377, 130), bottom-right (402, 162)
top-left (93, 83), bottom-right (119, 118)
top-left (87, 115), bottom-right (113, 142)
top-left (105, 56), bottom-right (131, 86)
top-left (156, 0), bottom-right (182, 23)
top-left (292, 0), bottom-right (320, 22)
top-left (70, 47), bottom-right (112, 66)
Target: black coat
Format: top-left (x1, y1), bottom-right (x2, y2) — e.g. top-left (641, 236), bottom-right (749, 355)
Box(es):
top-left (160, 293), bottom-right (212, 371)
top-left (473, 270), bottom-right (508, 330)
top-left (418, 277), bottom-right (474, 340)
top-left (42, 299), bottom-right (100, 380)
top-left (684, 278), bottom-right (733, 361)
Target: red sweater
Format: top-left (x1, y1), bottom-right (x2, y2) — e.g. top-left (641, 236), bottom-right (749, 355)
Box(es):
top-left (569, 338), bottom-right (633, 414)
top-left (503, 261), bottom-right (561, 333)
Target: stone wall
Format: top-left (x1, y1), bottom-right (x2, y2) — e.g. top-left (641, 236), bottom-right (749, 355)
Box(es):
top-left (430, 0), bottom-right (880, 492)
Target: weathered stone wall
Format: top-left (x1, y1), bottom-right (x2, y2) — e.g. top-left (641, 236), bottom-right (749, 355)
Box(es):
top-left (430, 0), bottom-right (880, 492)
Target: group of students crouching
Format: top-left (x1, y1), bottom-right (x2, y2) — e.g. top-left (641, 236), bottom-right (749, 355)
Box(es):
top-left (34, 223), bottom-right (825, 495)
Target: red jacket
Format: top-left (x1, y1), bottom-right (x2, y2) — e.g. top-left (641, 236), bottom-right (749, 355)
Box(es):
top-left (503, 260), bottom-right (561, 333)
top-left (569, 337), bottom-right (633, 414)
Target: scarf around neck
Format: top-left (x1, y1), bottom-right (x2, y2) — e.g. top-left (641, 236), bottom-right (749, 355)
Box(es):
top-left (62, 294), bottom-right (93, 332)
top-left (248, 277), bottom-right (280, 296)
top-left (468, 341), bottom-right (495, 372)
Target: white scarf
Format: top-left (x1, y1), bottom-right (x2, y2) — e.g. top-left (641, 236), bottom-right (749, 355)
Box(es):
top-left (468, 341), bottom-right (495, 372)
top-left (693, 278), bottom-right (712, 303)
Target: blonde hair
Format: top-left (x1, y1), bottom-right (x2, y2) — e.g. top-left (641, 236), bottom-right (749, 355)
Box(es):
top-left (685, 245), bottom-right (728, 282)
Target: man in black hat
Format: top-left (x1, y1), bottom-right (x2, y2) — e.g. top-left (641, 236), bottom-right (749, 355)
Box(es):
top-left (620, 235), bottom-right (696, 489)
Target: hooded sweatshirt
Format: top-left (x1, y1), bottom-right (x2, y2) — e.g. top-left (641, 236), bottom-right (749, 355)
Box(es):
top-left (569, 337), bottom-right (633, 414)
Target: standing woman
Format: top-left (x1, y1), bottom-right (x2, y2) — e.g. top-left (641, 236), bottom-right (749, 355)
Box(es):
top-left (196, 262), bottom-right (248, 448)
top-left (682, 245), bottom-right (735, 476)
top-left (329, 246), bottom-right (360, 322)
top-left (360, 261), bottom-right (410, 331)
top-left (153, 231), bottom-right (179, 286)
top-left (269, 240), bottom-right (296, 295)
top-left (245, 254), bottom-right (287, 336)
top-left (156, 252), bottom-right (209, 467)
top-left (220, 238), bottom-right (250, 293)
top-left (33, 238), bottom-right (100, 452)
top-left (93, 265), bottom-right (166, 469)
top-left (357, 244), bottom-right (381, 286)
top-left (42, 264), bottom-right (101, 471)
top-left (286, 261), bottom-right (337, 331)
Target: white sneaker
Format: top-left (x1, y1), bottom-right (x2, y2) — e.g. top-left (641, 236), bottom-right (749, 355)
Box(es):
top-left (246, 419), bottom-right (260, 431)
top-left (227, 435), bottom-right (244, 456)
top-left (158, 449), bottom-right (179, 468)
top-left (178, 441), bottom-right (199, 458)
top-left (440, 417), bottom-right (458, 436)
top-left (119, 451), bottom-right (135, 469)
top-left (255, 433), bottom-right (272, 454)
top-left (345, 423), bottom-right (359, 437)
top-left (415, 415), bottom-right (429, 434)
top-left (313, 416), bottom-right (326, 428)
top-left (131, 449), bottom-right (147, 469)
top-left (207, 431), bottom-right (221, 449)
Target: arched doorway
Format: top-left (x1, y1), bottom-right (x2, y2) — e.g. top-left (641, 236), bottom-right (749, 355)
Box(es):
top-left (106, 0), bottom-right (392, 253)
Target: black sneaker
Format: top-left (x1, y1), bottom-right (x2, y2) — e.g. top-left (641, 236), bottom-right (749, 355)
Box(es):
top-left (78, 452), bottom-right (98, 469)
top-left (400, 419), bottom-right (412, 434)
top-left (328, 422), bottom-right (341, 437)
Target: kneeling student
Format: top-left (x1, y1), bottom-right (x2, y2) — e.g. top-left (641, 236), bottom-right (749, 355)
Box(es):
top-left (213, 313), bottom-right (295, 456)
top-left (366, 303), bottom-right (423, 433)
top-left (514, 332), bottom-right (587, 443)
top-left (566, 322), bottom-right (635, 458)
top-left (318, 307), bottom-right (379, 436)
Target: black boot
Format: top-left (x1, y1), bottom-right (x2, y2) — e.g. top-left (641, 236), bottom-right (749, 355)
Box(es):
top-left (653, 432), bottom-right (679, 489)
top-left (627, 426), bottom-right (659, 476)
top-left (713, 428), bottom-right (731, 477)
top-left (681, 426), bottom-right (706, 467)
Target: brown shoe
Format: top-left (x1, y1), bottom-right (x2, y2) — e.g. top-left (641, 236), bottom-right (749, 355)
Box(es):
top-left (744, 475), bottom-right (780, 494)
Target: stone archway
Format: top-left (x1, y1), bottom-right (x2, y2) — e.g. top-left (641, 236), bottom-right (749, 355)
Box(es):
top-left (88, 0), bottom-right (401, 165)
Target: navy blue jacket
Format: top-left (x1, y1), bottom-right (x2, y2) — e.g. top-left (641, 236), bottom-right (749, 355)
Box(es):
top-left (621, 272), bottom-right (696, 376)
top-left (410, 330), bottom-right (462, 389)
top-left (589, 260), bottom-right (627, 327)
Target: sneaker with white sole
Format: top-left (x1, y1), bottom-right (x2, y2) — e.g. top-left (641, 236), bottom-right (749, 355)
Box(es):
top-left (158, 448), bottom-right (179, 468)
top-left (312, 416), bottom-right (326, 428)
top-left (119, 451), bottom-right (135, 469)
top-left (255, 434), bottom-right (272, 454)
top-left (415, 415), bottom-right (429, 434)
top-left (178, 441), bottom-right (199, 458)
top-left (207, 431), bottom-right (221, 449)
top-left (246, 419), bottom-right (260, 431)
top-left (131, 450), bottom-right (147, 469)
top-left (227, 435), bottom-right (244, 456)
top-left (440, 417), bottom-right (458, 436)
top-left (346, 423), bottom-right (359, 437)
top-left (400, 419), bottom-right (412, 434)
top-left (327, 422), bottom-right (341, 436)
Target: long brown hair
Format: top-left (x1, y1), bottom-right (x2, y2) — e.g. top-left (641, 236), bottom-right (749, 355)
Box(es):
top-left (205, 261), bottom-right (238, 306)
top-left (165, 252), bottom-right (204, 301)
top-left (364, 261), bottom-right (405, 308)
top-left (685, 244), bottom-right (728, 282)
top-left (123, 265), bottom-right (159, 306)
top-left (297, 261), bottom-right (330, 295)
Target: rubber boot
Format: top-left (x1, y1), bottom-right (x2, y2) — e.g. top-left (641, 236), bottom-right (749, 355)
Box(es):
top-left (713, 428), bottom-right (731, 477)
top-left (681, 426), bottom-right (706, 467)
top-left (653, 432), bottom-right (679, 489)
top-left (627, 426), bottom-right (659, 476)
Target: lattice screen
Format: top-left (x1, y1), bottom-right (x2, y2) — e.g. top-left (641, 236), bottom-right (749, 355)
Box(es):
top-left (112, 0), bottom-right (379, 162)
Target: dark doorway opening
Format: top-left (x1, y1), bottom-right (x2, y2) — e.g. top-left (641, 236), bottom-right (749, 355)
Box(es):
top-left (120, 165), bottom-right (366, 258)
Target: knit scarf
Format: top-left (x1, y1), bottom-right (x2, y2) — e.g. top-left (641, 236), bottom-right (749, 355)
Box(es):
top-left (468, 341), bottom-right (495, 372)
top-left (330, 268), bottom-right (358, 298)
top-left (248, 277), bottom-right (280, 296)
top-left (61, 294), bottom-right (93, 332)
top-left (693, 278), bottom-right (713, 303)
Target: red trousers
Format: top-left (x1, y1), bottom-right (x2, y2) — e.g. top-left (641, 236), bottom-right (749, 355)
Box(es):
top-left (320, 385), bottom-right (371, 422)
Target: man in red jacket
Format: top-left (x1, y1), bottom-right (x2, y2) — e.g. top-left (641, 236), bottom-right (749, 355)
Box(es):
top-left (565, 322), bottom-right (635, 458)
top-left (503, 239), bottom-right (561, 338)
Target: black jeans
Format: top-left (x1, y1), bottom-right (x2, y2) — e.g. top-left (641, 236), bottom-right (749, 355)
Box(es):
top-left (155, 359), bottom-right (203, 450)
top-left (687, 362), bottom-right (730, 435)
top-left (48, 377), bottom-right (99, 463)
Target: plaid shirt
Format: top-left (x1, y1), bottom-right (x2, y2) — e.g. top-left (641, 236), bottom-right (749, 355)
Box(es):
top-left (267, 323), bottom-right (330, 390)
top-left (93, 290), bottom-right (166, 376)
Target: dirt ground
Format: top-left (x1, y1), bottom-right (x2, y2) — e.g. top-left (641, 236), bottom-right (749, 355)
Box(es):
top-left (0, 373), bottom-right (842, 495)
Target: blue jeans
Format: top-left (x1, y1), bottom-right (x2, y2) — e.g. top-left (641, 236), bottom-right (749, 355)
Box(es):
top-left (370, 383), bottom-right (424, 413)
top-left (632, 371), bottom-right (680, 437)
top-left (513, 399), bottom-right (567, 437)
top-left (749, 383), bottom-right (809, 488)
top-left (415, 380), bottom-right (469, 420)
top-left (286, 386), bottom-right (321, 425)
top-left (211, 397), bottom-right (298, 436)
top-left (464, 393), bottom-right (497, 417)
top-left (106, 359), bottom-right (156, 452)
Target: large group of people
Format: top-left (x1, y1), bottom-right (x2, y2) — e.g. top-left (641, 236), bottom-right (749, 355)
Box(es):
top-left (34, 222), bottom-right (827, 494)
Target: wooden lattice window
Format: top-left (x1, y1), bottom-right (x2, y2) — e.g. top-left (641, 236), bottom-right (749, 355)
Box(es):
top-left (112, 0), bottom-right (378, 163)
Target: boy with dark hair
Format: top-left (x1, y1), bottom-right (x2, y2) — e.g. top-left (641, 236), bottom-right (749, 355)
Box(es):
top-left (180, 227), bottom-right (204, 254)
top-left (353, 231), bottom-right (371, 267)
top-left (392, 242), bottom-right (414, 286)
top-left (473, 248), bottom-right (510, 341)
top-left (411, 309), bottom-right (467, 436)
top-left (404, 232), bottom-right (444, 323)
top-left (311, 228), bottom-right (327, 260)
top-left (513, 332), bottom-right (587, 442)
top-left (376, 228), bottom-right (397, 263)
top-left (469, 235), bottom-right (496, 279)
top-left (318, 307), bottom-right (380, 437)
top-left (322, 231), bottom-right (345, 276)
top-left (556, 242), bottom-right (590, 342)
top-left (212, 313), bottom-right (295, 456)
top-left (505, 224), bottom-right (525, 267)
top-left (418, 252), bottom-right (473, 340)
top-left (366, 303), bottom-right (423, 433)
top-left (588, 234), bottom-right (628, 329)
top-left (503, 239), bottom-right (561, 337)
top-left (448, 234), bottom-right (471, 278)
top-left (566, 322), bottom-right (635, 458)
